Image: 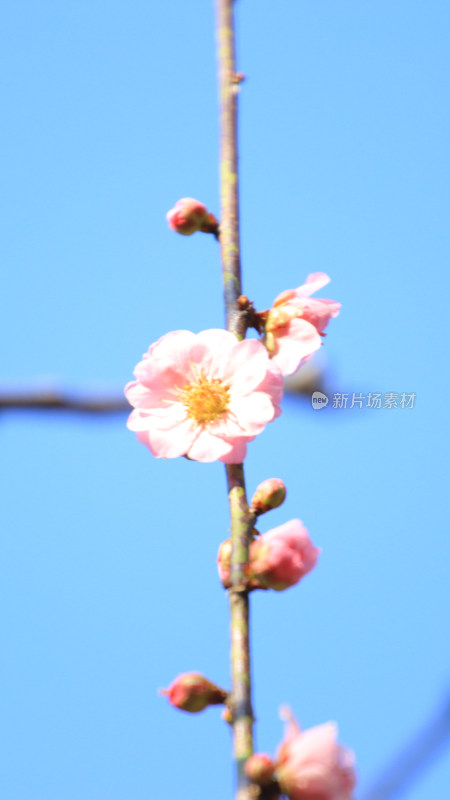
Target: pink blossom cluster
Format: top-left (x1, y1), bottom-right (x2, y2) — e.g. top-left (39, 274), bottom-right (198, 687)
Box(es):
top-left (129, 198), bottom-right (354, 793)
top-left (125, 270), bottom-right (338, 463)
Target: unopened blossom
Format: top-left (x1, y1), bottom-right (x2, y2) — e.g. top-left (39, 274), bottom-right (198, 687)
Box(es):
top-left (276, 709), bottom-right (356, 800)
top-left (249, 519), bottom-right (319, 590)
top-left (251, 478), bottom-right (287, 515)
top-left (264, 273), bottom-right (340, 376)
top-left (166, 197), bottom-right (218, 236)
top-left (217, 519), bottom-right (319, 591)
top-left (160, 672), bottom-right (227, 713)
top-left (125, 329), bottom-right (283, 463)
top-left (217, 539), bottom-right (233, 586)
top-left (244, 753), bottom-right (275, 785)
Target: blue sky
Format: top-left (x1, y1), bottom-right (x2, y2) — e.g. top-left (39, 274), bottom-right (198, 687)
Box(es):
top-left (1, 2), bottom-right (450, 799)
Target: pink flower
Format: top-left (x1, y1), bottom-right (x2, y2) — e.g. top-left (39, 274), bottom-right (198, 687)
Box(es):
top-left (276, 710), bottom-right (356, 800)
top-left (125, 329), bottom-right (283, 463)
top-left (166, 197), bottom-right (218, 235)
top-left (160, 672), bottom-right (227, 713)
top-left (265, 273), bottom-right (340, 376)
top-left (217, 520), bottom-right (319, 591)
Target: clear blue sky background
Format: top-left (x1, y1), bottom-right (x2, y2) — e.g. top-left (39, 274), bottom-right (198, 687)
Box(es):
top-left (2, 2), bottom-right (449, 799)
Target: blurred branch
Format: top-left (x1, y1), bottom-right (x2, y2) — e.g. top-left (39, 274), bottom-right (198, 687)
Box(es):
top-left (283, 363), bottom-right (328, 398)
top-left (360, 694), bottom-right (450, 800)
top-left (0, 389), bottom-right (129, 414)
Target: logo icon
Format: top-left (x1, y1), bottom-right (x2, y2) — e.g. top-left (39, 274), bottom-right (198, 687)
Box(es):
top-left (312, 391), bottom-right (329, 411)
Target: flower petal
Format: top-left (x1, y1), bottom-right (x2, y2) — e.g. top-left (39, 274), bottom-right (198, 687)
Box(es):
top-left (203, 336), bottom-right (270, 394)
top-left (270, 319), bottom-right (322, 376)
top-left (228, 391), bottom-right (277, 435)
top-left (145, 418), bottom-right (197, 458)
top-left (148, 330), bottom-right (202, 376)
top-left (219, 436), bottom-right (251, 464)
top-left (254, 366), bottom-right (284, 416)
top-left (187, 428), bottom-right (234, 462)
top-left (301, 298), bottom-right (341, 333)
top-left (124, 380), bottom-right (154, 408)
top-left (295, 272), bottom-right (331, 298)
top-left (126, 401), bottom-right (188, 432)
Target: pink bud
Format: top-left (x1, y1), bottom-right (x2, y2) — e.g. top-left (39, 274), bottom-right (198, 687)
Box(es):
top-left (217, 521), bottom-right (318, 593)
top-left (166, 198), bottom-right (218, 236)
top-left (217, 538), bottom-right (232, 588)
top-left (249, 520), bottom-right (319, 591)
top-left (251, 478), bottom-right (287, 516)
top-left (244, 753), bottom-right (275, 785)
top-left (160, 672), bottom-right (227, 713)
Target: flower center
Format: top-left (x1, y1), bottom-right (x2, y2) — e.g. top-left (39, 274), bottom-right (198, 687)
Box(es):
top-left (179, 373), bottom-right (230, 424)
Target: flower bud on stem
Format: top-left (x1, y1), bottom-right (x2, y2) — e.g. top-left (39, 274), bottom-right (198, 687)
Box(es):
top-left (160, 672), bottom-right (227, 713)
top-left (166, 198), bottom-right (219, 237)
top-left (251, 479), bottom-right (287, 516)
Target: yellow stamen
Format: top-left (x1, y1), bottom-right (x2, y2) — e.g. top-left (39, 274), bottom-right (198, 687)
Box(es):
top-left (178, 372), bottom-right (230, 424)
top-left (266, 305), bottom-right (298, 333)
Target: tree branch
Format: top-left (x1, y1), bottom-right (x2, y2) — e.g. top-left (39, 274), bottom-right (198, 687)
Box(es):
top-left (0, 390), bottom-right (129, 414)
top-left (216, 1), bottom-right (255, 796)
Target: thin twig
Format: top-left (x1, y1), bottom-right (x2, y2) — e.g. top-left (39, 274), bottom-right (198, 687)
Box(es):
top-left (217, 0), bottom-right (247, 340)
top-left (0, 390), bottom-right (129, 414)
top-left (216, 1), bottom-right (255, 797)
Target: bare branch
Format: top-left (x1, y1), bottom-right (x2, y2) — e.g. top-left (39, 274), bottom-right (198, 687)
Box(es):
top-left (0, 390), bottom-right (129, 415)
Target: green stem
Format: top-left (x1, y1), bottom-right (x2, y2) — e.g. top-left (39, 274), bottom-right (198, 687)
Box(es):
top-left (216, 1), bottom-right (255, 797)
top-left (226, 465), bottom-right (255, 797)
top-left (217, 0), bottom-right (246, 338)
